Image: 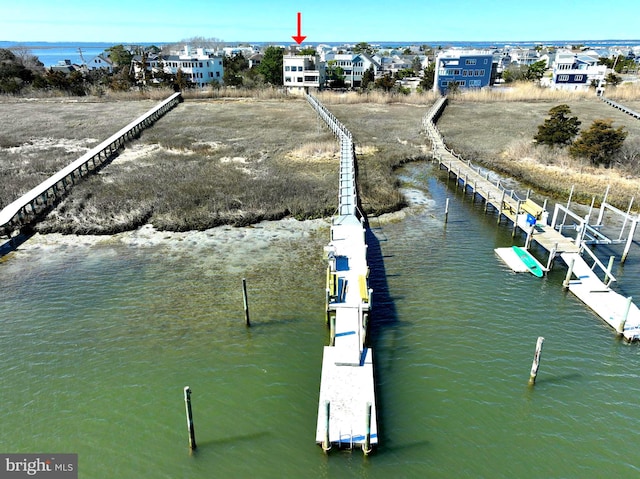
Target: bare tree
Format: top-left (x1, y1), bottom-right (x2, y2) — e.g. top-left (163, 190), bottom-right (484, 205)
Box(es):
top-left (161, 37), bottom-right (225, 55)
top-left (8, 45), bottom-right (45, 72)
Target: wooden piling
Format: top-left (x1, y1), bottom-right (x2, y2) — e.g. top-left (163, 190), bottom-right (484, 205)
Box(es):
top-left (563, 258), bottom-right (575, 289)
top-left (445, 198), bottom-right (450, 223)
top-left (498, 189), bottom-right (505, 224)
top-left (363, 402), bottom-right (372, 455)
top-left (242, 278), bottom-right (251, 327)
top-left (322, 400), bottom-right (331, 453)
top-left (512, 200), bottom-right (521, 237)
top-left (528, 337), bottom-right (545, 386)
top-left (329, 313), bottom-right (336, 346)
top-left (184, 386), bottom-right (197, 450)
top-left (546, 244), bottom-right (557, 271)
top-left (604, 256), bottom-right (615, 285)
top-left (618, 296), bottom-right (633, 335)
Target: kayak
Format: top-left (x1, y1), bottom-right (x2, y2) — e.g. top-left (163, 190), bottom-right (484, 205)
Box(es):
top-left (512, 246), bottom-right (544, 278)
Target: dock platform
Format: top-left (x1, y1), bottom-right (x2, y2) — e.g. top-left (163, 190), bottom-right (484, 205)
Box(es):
top-left (315, 346), bottom-right (377, 449)
top-left (307, 93), bottom-right (378, 453)
top-left (561, 252), bottom-right (640, 341)
top-left (425, 96), bottom-right (640, 341)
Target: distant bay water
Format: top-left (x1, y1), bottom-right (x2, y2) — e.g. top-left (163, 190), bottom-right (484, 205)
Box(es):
top-left (1, 39), bottom-right (639, 67)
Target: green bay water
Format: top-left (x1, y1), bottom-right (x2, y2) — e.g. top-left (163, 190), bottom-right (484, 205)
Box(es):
top-left (2, 162), bottom-right (640, 478)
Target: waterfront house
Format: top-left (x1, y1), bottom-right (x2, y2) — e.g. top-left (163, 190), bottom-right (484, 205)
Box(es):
top-left (87, 54), bottom-right (114, 72)
top-left (433, 50), bottom-right (496, 93)
top-left (550, 49), bottom-right (605, 91)
top-left (283, 54), bottom-right (326, 93)
top-left (322, 52), bottom-right (381, 88)
top-left (131, 45), bottom-right (224, 87)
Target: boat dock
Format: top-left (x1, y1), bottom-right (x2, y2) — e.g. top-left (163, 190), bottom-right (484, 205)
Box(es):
top-left (425, 96), bottom-right (640, 341)
top-left (306, 94), bottom-right (377, 453)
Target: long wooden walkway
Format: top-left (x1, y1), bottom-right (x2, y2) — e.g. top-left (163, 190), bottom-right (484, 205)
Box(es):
top-left (424, 97), bottom-right (579, 257)
top-left (424, 96), bottom-right (640, 341)
top-left (0, 92), bottom-right (182, 237)
top-left (601, 97), bottom-right (640, 120)
top-left (306, 94), bottom-right (377, 453)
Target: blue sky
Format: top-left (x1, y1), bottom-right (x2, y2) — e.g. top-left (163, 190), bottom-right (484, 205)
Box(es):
top-left (2, 0), bottom-right (639, 44)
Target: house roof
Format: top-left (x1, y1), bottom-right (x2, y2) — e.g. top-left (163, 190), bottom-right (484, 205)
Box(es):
top-left (88, 54), bottom-right (114, 65)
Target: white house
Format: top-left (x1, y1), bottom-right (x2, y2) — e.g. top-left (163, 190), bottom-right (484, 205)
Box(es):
top-left (549, 49), bottom-right (605, 92)
top-left (283, 55), bottom-right (326, 93)
top-left (132, 46), bottom-right (224, 87)
top-left (323, 52), bottom-right (381, 88)
top-left (87, 54), bottom-right (114, 72)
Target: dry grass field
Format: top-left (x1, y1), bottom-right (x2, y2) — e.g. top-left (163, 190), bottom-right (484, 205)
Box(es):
top-left (437, 91), bottom-right (640, 208)
top-left (0, 95), bottom-right (427, 234)
top-left (2, 83), bottom-right (640, 234)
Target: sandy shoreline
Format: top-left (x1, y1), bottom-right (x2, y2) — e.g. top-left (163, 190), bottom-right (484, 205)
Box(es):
top-left (5, 187), bottom-right (436, 262)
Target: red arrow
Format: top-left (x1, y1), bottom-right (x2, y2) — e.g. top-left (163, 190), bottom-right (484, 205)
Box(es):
top-left (292, 12), bottom-right (307, 44)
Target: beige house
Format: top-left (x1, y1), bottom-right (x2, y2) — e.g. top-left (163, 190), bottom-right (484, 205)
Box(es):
top-left (283, 55), bottom-right (326, 93)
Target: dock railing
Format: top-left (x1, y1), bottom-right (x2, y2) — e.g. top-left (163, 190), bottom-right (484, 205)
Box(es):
top-left (601, 97), bottom-right (640, 119)
top-left (423, 95), bottom-right (526, 205)
top-left (306, 93), bottom-right (360, 219)
top-left (306, 92), bottom-right (378, 452)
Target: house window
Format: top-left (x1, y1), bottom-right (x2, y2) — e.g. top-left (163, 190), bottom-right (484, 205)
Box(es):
top-left (484, 59), bottom-right (488, 64)
top-left (285, 76), bottom-right (292, 82)
top-left (285, 66), bottom-right (290, 71)
top-left (558, 74), bottom-right (569, 82)
top-left (216, 71), bottom-right (220, 77)
top-left (575, 74), bottom-right (584, 81)
top-left (469, 80), bottom-right (482, 87)
top-left (297, 77), bottom-right (303, 82)
top-left (465, 59), bottom-right (476, 65)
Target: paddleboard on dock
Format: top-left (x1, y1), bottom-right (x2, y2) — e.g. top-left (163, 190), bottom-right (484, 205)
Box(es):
top-left (512, 246), bottom-right (544, 277)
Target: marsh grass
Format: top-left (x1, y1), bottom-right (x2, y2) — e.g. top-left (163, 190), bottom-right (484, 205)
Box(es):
top-left (316, 90), bottom-right (440, 105)
top-left (437, 94), bottom-right (640, 208)
top-left (327, 101), bottom-right (431, 213)
top-left (34, 99), bottom-right (343, 233)
top-left (0, 100), bottom-right (158, 210)
top-left (2, 92), bottom-right (434, 233)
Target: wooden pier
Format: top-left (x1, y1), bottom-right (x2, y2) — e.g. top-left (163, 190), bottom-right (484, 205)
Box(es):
top-left (0, 92), bottom-right (182, 237)
top-left (601, 97), bottom-right (640, 120)
top-left (306, 94), bottom-right (378, 453)
top-left (425, 96), bottom-right (640, 341)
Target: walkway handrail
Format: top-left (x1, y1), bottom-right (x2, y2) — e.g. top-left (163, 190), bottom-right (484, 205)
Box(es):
top-left (0, 92), bottom-right (182, 233)
top-left (601, 97), bottom-right (640, 119)
top-left (306, 93), bottom-right (359, 218)
top-left (423, 95), bottom-right (525, 203)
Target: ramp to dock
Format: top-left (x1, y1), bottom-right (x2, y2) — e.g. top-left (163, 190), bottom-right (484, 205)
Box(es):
top-left (561, 252), bottom-right (640, 341)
